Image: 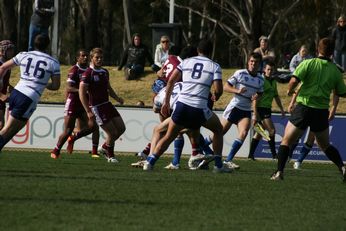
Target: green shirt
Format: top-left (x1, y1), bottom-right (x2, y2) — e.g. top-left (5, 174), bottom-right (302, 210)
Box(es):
top-left (257, 75), bottom-right (278, 108)
top-left (293, 58), bottom-right (346, 109)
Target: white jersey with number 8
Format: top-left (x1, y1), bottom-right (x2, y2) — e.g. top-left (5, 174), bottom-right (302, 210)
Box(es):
top-left (177, 56), bottom-right (222, 109)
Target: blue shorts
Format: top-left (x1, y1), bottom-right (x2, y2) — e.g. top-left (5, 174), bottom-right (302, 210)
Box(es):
top-left (9, 89), bottom-right (36, 121)
top-left (225, 107), bottom-right (251, 124)
top-left (171, 101), bottom-right (212, 129)
top-left (152, 79), bottom-right (167, 94)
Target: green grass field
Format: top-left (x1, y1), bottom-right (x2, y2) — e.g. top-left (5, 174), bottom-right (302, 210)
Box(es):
top-left (1, 150), bottom-right (345, 230)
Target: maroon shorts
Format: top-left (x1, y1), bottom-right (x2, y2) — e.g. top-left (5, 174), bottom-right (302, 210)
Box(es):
top-left (64, 98), bottom-right (85, 117)
top-left (91, 102), bottom-right (120, 125)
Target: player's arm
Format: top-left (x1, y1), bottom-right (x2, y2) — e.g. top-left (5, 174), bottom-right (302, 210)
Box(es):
top-left (329, 90), bottom-right (339, 121)
top-left (287, 76), bottom-right (300, 96)
top-left (274, 95), bottom-right (285, 116)
top-left (224, 81), bottom-right (246, 94)
top-left (287, 82), bottom-right (302, 113)
top-left (161, 68), bottom-right (181, 117)
top-left (107, 82), bottom-right (124, 105)
top-left (251, 97), bottom-right (259, 125)
top-left (212, 79), bottom-right (223, 101)
top-left (79, 82), bottom-right (93, 119)
top-left (0, 59), bottom-right (16, 90)
top-left (46, 74), bottom-right (60, 90)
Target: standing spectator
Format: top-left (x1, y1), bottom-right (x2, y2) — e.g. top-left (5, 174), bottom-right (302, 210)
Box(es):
top-left (117, 33), bottom-right (159, 80)
top-left (254, 36), bottom-right (275, 71)
top-left (271, 38), bottom-right (346, 181)
top-left (28, 0), bottom-right (55, 51)
top-left (80, 48), bottom-right (126, 163)
top-left (331, 15), bottom-right (346, 71)
top-left (0, 34), bottom-right (60, 152)
top-left (247, 62), bottom-right (285, 160)
top-left (50, 49), bottom-right (99, 159)
top-left (0, 40), bottom-right (15, 130)
top-left (154, 35), bottom-right (171, 68)
top-left (289, 45), bottom-right (313, 72)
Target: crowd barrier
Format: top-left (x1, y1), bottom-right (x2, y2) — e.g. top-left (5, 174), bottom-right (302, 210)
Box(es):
top-left (5, 104), bottom-right (346, 161)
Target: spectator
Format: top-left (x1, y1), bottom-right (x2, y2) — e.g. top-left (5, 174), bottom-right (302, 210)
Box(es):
top-left (289, 45), bottom-right (313, 72)
top-left (28, 0), bottom-right (55, 51)
top-left (254, 36), bottom-right (275, 71)
top-left (0, 40), bottom-right (15, 130)
top-left (0, 34), bottom-right (60, 152)
top-left (154, 35), bottom-right (171, 68)
top-left (117, 33), bottom-right (159, 80)
top-left (331, 15), bottom-right (346, 71)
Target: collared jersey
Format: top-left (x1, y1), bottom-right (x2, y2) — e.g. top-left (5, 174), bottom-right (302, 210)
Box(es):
top-left (81, 67), bottom-right (110, 106)
top-left (154, 82), bottom-right (183, 111)
top-left (293, 58), bottom-right (346, 109)
top-left (257, 75), bottom-right (278, 108)
top-left (177, 56), bottom-right (222, 109)
top-left (13, 50), bottom-right (60, 102)
top-left (226, 69), bottom-right (264, 111)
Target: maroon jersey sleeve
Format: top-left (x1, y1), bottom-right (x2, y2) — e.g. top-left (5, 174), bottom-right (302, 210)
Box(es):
top-left (67, 65), bottom-right (81, 88)
top-left (162, 56), bottom-right (181, 81)
top-left (81, 67), bottom-right (93, 84)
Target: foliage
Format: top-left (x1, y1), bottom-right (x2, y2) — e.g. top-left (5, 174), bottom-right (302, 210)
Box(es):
top-left (1, 1), bottom-right (346, 67)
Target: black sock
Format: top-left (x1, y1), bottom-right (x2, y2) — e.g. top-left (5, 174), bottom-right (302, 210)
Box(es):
top-left (288, 141), bottom-right (298, 158)
top-left (248, 138), bottom-right (260, 158)
top-left (277, 145), bottom-right (290, 172)
top-left (268, 135), bottom-right (277, 158)
top-left (324, 145), bottom-right (344, 169)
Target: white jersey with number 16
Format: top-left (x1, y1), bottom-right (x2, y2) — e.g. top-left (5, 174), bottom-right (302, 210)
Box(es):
top-left (13, 50), bottom-right (60, 102)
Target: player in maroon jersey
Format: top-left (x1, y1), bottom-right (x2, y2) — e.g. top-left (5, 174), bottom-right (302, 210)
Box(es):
top-left (0, 40), bottom-right (15, 130)
top-left (79, 48), bottom-right (125, 163)
top-left (50, 49), bottom-right (99, 159)
top-left (135, 46), bottom-right (198, 163)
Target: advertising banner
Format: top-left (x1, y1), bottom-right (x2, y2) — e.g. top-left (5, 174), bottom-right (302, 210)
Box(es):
top-left (5, 104), bottom-right (250, 157)
top-left (253, 114), bottom-right (346, 161)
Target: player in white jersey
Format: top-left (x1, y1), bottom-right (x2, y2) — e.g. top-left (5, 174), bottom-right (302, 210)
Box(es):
top-left (204, 52), bottom-right (264, 169)
top-left (153, 81), bottom-right (182, 113)
top-left (0, 34), bottom-right (60, 152)
top-left (143, 39), bottom-right (231, 173)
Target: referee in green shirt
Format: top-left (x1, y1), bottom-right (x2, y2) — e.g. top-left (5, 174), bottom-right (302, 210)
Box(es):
top-left (271, 38), bottom-right (346, 181)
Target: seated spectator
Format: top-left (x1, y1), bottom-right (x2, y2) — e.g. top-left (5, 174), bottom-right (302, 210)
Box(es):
top-left (154, 35), bottom-right (171, 68)
top-left (254, 35), bottom-right (275, 71)
top-left (117, 33), bottom-right (159, 80)
top-left (289, 45), bottom-right (313, 72)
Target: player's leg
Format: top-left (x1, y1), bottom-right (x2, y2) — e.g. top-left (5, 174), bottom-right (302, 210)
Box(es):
top-left (248, 131), bottom-right (262, 160)
top-left (145, 119), bottom-right (183, 169)
top-left (91, 128), bottom-right (100, 157)
top-left (51, 115), bottom-right (77, 158)
top-left (202, 112), bottom-right (230, 172)
top-left (294, 131), bottom-right (315, 169)
top-left (100, 115), bottom-right (125, 162)
top-left (0, 104), bottom-right (6, 130)
top-left (262, 117), bottom-right (277, 159)
top-left (315, 128), bottom-right (345, 174)
top-left (0, 115), bottom-right (27, 151)
top-left (224, 117), bottom-right (251, 167)
top-left (271, 121), bottom-right (304, 180)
